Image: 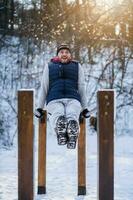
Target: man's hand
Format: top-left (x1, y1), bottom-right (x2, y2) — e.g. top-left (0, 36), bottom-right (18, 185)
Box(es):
top-left (34, 108), bottom-right (44, 118)
top-left (82, 109), bottom-right (90, 118)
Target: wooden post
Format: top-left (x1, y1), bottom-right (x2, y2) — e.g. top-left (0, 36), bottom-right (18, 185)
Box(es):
top-left (97, 90), bottom-right (114, 200)
top-left (78, 116), bottom-right (86, 195)
top-left (18, 90), bottom-right (34, 200)
top-left (38, 111), bottom-right (47, 194)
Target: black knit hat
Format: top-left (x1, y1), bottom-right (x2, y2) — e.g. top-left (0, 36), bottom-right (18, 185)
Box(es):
top-left (57, 44), bottom-right (71, 55)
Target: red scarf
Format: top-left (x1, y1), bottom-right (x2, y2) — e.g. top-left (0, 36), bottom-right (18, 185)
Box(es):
top-left (51, 56), bottom-right (72, 63)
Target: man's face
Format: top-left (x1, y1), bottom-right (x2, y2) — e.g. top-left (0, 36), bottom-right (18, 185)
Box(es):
top-left (58, 49), bottom-right (71, 63)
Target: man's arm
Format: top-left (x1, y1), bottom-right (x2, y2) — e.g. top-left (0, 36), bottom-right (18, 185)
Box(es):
top-left (37, 64), bottom-right (49, 109)
top-left (78, 63), bottom-right (88, 109)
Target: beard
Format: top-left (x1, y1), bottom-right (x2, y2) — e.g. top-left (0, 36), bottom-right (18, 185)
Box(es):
top-left (60, 56), bottom-right (71, 63)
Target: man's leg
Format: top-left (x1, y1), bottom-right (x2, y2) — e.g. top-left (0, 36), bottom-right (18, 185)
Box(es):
top-left (66, 99), bottom-right (82, 149)
top-left (46, 100), bottom-right (67, 145)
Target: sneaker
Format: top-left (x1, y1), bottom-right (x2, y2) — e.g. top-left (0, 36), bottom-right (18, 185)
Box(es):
top-left (55, 116), bottom-right (68, 145)
top-left (67, 120), bottom-right (79, 149)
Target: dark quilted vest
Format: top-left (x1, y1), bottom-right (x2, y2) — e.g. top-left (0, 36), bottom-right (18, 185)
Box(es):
top-left (46, 61), bottom-right (81, 104)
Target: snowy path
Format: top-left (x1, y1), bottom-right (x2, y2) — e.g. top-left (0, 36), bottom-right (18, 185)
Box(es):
top-left (0, 134), bottom-right (133, 200)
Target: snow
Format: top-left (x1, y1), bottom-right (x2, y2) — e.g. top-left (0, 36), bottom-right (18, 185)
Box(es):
top-left (0, 129), bottom-right (133, 200)
top-left (98, 89), bottom-right (115, 91)
top-left (18, 88), bottom-right (35, 91)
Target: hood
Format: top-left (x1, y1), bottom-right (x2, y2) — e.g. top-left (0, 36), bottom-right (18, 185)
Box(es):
top-left (50, 56), bottom-right (61, 63)
top-left (50, 56), bottom-right (72, 63)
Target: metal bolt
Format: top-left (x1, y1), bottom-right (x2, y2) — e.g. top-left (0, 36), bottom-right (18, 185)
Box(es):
top-left (105, 95), bottom-right (109, 100)
top-left (105, 111), bottom-right (108, 116)
top-left (23, 111), bottom-right (26, 115)
top-left (106, 102), bottom-right (110, 106)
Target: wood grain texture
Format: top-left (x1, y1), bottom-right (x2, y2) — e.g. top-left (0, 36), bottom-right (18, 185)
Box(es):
top-left (97, 90), bottom-right (114, 200)
top-left (78, 117), bottom-right (86, 195)
top-left (38, 111), bottom-right (47, 194)
top-left (18, 90), bottom-right (34, 200)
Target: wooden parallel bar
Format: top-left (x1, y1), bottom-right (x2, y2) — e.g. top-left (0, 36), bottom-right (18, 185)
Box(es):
top-left (97, 90), bottom-right (114, 200)
top-left (18, 90), bottom-right (34, 200)
top-left (38, 111), bottom-right (47, 194)
top-left (78, 117), bottom-right (86, 195)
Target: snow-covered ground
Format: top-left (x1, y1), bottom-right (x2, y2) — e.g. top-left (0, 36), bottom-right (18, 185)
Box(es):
top-left (0, 127), bottom-right (133, 200)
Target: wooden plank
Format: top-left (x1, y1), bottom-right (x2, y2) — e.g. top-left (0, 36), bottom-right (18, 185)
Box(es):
top-left (38, 111), bottom-right (47, 194)
top-left (78, 117), bottom-right (86, 195)
top-left (18, 90), bottom-right (34, 200)
top-left (97, 90), bottom-right (114, 200)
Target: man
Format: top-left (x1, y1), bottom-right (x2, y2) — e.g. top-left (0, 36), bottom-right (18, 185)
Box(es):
top-left (35, 44), bottom-right (90, 149)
